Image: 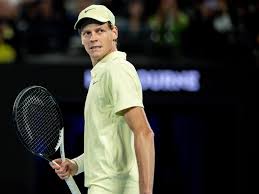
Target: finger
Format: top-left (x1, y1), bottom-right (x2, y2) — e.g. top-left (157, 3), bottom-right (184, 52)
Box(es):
top-left (60, 174), bottom-right (70, 180)
top-left (57, 170), bottom-right (70, 179)
top-left (52, 160), bottom-right (61, 167)
top-left (56, 170), bottom-right (68, 177)
top-left (49, 162), bottom-right (57, 169)
top-left (55, 165), bottom-right (69, 176)
top-left (49, 161), bottom-right (61, 169)
top-left (53, 158), bottom-right (62, 164)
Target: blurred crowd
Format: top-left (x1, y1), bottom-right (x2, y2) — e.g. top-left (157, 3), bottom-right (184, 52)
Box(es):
top-left (0, 0), bottom-right (258, 64)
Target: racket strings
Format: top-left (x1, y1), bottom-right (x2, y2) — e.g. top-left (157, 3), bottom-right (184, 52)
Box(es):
top-left (18, 94), bottom-right (60, 154)
top-left (15, 88), bottom-right (62, 156)
top-left (20, 100), bottom-right (59, 147)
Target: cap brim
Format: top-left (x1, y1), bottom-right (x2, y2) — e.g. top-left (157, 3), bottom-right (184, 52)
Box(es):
top-left (75, 17), bottom-right (109, 30)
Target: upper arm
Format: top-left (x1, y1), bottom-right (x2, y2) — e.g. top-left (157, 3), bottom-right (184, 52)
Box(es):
top-left (123, 106), bottom-right (153, 135)
top-left (106, 62), bottom-right (143, 114)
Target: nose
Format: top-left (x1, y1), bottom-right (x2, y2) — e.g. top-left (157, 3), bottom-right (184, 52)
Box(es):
top-left (90, 32), bottom-right (97, 41)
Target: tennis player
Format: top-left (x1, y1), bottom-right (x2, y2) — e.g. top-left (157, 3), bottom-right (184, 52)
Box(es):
top-left (50, 4), bottom-right (155, 194)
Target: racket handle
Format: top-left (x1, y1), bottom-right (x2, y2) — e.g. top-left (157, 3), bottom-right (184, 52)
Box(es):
top-left (65, 176), bottom-right (81, 194)
top-left (52, 159), bottom-right (81, 194)
top-left (59, 130), bottom-right (81, 194)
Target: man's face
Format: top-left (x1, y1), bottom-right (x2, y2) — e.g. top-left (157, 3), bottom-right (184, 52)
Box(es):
top-left (80, 22), bottom-right (118, 65)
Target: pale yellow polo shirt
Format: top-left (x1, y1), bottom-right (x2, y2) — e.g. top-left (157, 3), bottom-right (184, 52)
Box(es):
top-left (73, 51), bottom-right (143, 188)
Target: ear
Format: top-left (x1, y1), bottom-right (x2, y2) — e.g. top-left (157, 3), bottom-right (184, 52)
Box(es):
top-left (112, 26), bottom-right (118, 40)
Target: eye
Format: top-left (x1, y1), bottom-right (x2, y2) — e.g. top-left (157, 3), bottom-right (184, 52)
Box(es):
top-left (82, 31), bottom-right (91, 36)
top-left (97, 29), bottom-right (105, 33)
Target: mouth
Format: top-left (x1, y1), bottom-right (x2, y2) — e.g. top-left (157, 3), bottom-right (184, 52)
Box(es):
top-left (90, 46), bottom-right (102, 50)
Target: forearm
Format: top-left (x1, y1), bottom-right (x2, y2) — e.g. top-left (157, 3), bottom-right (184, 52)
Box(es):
top-left (123, 107), bottom-right (155, 193)
top-left (134, 131), bottom-right (155, 194)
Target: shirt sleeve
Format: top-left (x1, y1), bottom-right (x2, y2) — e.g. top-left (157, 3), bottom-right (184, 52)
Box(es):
top-left (107, 61), bottom-right (144, 115)
top-left (72, 153), bottom-right (84, 175)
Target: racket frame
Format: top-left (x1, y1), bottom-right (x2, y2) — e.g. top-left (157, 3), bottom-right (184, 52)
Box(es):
top-left (12, 85), bottom-right (81, 194)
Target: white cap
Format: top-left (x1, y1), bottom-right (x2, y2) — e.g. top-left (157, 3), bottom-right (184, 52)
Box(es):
top-left (74, 4), bottom-right (115, 30)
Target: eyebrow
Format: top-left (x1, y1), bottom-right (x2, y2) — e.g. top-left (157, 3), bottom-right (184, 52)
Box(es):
top-left (82, 24), bottom-right (108, 33)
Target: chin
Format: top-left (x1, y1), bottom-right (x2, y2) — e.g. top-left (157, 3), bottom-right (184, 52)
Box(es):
top-left (92, 54), bottom-right (104, 62)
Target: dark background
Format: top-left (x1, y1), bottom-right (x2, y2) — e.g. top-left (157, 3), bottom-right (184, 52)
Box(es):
top-left (0, 56), bottom-right (258, 194)
top-left (0, 0), bottom-right (259, 193)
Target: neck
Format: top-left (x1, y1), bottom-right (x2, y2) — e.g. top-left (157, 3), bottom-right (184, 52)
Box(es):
top-left (92, 47), bottom-right (117, 66)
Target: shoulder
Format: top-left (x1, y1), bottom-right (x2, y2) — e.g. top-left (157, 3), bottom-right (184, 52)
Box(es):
top-left (106, 58), bottom-right (137, 76)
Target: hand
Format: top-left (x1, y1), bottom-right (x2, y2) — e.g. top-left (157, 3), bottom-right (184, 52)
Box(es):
top-left (49, 158), bottom-right (78, 180)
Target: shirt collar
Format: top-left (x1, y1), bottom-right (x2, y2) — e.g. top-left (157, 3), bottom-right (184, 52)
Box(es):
top-left (91, 51), bottom-right (126, 78)
top-left (97, 51), bottom-right (126, 65)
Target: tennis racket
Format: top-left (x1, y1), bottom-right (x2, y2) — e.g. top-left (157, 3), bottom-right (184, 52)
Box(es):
top-left (12, 85), bottom-right (81, 194)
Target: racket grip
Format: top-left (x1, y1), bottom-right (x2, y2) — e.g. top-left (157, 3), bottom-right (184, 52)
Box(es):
top-left (59, 130), bottom-right (81, 194)
top-left (65, 176), bottom-right (81, 194)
